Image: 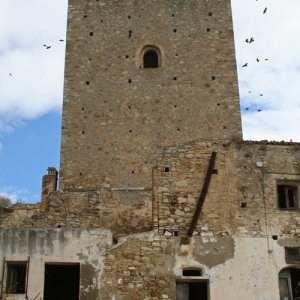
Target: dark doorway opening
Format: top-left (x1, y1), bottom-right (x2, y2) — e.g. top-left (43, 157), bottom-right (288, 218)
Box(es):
top-left (176, 281), bottom-right (209, 300)
top-left (279, 267), bottom-right (300, 300)
top-left (291, 269), bottom-right (300, 299)
top-left (44, 264), bottom-right (80, 300)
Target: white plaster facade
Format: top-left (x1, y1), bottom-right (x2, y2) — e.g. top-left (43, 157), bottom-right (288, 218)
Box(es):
top-left (0, 228), bottom-right (112, 300)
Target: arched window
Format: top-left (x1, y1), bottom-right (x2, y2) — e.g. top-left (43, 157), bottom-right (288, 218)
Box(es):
top-left (141, 46), bottom-right (162, 69)
top-left (144, 50), bottom-right (159, 68)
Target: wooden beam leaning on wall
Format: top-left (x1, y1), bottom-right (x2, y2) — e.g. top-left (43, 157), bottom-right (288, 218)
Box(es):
top-left (187, 151), bottom-right (217, 238)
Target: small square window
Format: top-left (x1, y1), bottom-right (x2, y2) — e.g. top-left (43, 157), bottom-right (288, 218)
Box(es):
top-left (6, 262), bottom-right (27, 294)
top-left (183, 268), bottom-right (202, 276)
top-left (277, 184), bottom-right (299, 209)
top-left (285, 247), bottom-right (300, 264)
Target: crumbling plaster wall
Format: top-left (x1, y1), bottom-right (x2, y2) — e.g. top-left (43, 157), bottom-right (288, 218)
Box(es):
top-left (235, 141), bottom-right (300, 240)
top-left (97, 234), bottom-right (290, 300)
top-left (0, 228), bottom-right (112, 300)
top-left (0, 140), bottom-right (300, 299)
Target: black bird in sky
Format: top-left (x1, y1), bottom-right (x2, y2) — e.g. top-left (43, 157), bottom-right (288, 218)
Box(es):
top-left (263, 7), bottom-right (267, 14)
top-left (256, 58), bottom-right (260, 62)
top-left (59, 39), bottom-right (64, 42)
top-left (242, 63), bottom-right (248, 67)
top-left (43, 44), bottom-right (51, 49)
top-left (259, 94), bottom-right (263, 97)
top-left (9, 73), bottom-right (12, 76)
top-left (258, 109), bottom-right (262, 112)
top-left (245, 37), bottom-right (254, 44)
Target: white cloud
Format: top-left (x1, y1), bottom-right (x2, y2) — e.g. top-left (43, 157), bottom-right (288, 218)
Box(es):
top-left (0, 0), bottom-right (67, 132)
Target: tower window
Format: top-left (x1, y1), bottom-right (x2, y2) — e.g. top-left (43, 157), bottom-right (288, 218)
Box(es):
top-left (140, 45), bottom-right (162, 69)
top-left (143, 50), bottom-right (159, 68)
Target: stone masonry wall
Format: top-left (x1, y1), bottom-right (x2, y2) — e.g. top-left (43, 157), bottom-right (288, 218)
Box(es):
top-left (154, 140), bottom-right (300, 242)
top-left (1, 140), bottom-right (300, 299)
top-left (0, 189), bottom-right (152, 236)
top-left (60, 0), bottom-right (242, 190)
top-left (1, 140), bottom-right (300, 242)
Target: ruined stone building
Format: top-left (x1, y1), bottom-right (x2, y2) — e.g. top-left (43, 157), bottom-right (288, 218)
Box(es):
top-left (1, 0), bottom-right (300, 299)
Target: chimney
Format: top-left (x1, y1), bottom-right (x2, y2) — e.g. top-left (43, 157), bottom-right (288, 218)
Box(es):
top-left (41, 167), bottom-right (58, 202)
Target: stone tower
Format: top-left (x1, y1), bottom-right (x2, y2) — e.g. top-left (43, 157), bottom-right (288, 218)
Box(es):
top-left (59, 0), bottom-right (242, 190)
top-left (2, 1), bottom-right (300, 300)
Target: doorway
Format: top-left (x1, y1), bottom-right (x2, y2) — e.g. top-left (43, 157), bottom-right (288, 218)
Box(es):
top-left (176, 281), bottom-right (209, 300)
top-left (279, 267), bottom-right (300, 300)
top-left (44, 263), bottom-right (80, 300)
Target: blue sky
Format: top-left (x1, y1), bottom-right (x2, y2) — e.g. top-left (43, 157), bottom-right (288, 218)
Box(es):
top-left (0, 0), bottom-right (300, 203)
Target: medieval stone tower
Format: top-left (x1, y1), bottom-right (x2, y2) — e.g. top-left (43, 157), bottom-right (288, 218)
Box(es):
top-left (60, 0), bottom-right (241, 190)
top-left (1, 1), bottom-right (300, 300)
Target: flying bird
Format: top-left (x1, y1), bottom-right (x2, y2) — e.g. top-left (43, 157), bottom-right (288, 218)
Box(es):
top-left (246, 108), bottom-right (249, 111)
top-left (9, 73), bottom-right (12, 76)
top-left (245, 37), bottom-right (254, 44)
top-left (248, 91), bottom-right (251, 93)
top-left (263, 7), bottom-right (267, 14)
top-left (265, 58), bottom-right (269, 61)
top-left (256, 58), bottom-right (260, 62)
top-left (259, 94), bottom-right (263, 96)
top-left (242, 63), bottom-right (248, 67)
top-left (43, 44), bottom-right (51, 49)
top-left (59, 39), bottom-right (64, 42)
top-left (257, 109), bottom-right (261, 112)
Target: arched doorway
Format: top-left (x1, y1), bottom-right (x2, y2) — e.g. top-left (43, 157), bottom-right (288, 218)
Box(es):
top-left (279, 267), bottom-right (300, 300)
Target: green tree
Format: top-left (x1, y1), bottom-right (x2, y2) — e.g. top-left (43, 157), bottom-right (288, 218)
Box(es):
top-left (0, 195), bottom-right (12, 208)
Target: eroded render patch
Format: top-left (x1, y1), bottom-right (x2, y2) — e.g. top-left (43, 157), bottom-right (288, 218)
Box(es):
top-left (80, 263), bottom-right (99, 300)
top-left (175, 237), bottom-right (235, 270)
top-left (193, 237), bottom-right (235, 268)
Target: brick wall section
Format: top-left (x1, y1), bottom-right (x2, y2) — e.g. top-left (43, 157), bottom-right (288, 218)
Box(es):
top-left (60, 0), bottom-right (242, 190)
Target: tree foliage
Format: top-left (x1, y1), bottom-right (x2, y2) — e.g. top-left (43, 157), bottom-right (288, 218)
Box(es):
top-left (0, 195), bottom-right (12, 208)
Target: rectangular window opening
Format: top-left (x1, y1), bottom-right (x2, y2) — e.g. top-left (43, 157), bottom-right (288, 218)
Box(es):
top-left (6, 262), bottom-right (27, 294)
top-left (183, 269), bottom-right (202, 276)
top-left (277, 184), bottom-right (299, 209)
top-left (285, 247), bottom-right (300, 264)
